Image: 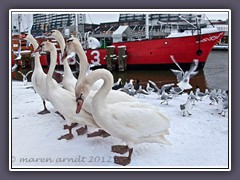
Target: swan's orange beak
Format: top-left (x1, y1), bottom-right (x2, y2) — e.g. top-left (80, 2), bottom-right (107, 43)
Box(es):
top-left (76, 97), bottom-right (83, 114)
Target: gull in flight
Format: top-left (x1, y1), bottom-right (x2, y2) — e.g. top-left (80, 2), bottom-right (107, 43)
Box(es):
top-left (18, 70), bottom-right (33, 86)
top-left (170, 55), bottom-right (199, 90)
top-left (12, 40), bottom-right (22, 72)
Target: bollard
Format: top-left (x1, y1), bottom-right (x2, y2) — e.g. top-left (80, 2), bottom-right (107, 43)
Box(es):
top-left (118, 46), bottom-right (127, 71)
top-left (106, 45), bottom-right (116, 71)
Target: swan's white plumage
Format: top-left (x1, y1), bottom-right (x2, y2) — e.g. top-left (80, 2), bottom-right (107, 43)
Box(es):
top-left (78, 69), bottom-right (171, 148)
top-left (41, 41), bottom-right (98, 128)
top-left (24, 34), bottom-right (48, 102)
top-left (50, 30), bottom-right (77, 93)
top-left (64, 37), bottom-right (137, 114)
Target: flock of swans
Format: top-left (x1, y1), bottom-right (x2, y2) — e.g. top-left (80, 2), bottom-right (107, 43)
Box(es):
top-left (13, 30), bottom-right (228, 166)
top-left (15, 31), bottom-right (170, 166)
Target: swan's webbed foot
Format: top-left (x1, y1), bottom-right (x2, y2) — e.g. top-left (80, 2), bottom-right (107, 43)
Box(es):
top-left (57, 133), bottom-right (73, 140)
top-left (55, 111), bottom-right (65, 120)
top-left (37, 109), bottom-right (50, 115)
top-left (63, 123), bottom-right (78, 130)
top-left (87, 129), bottom-right (110, 138)
top-left (112, 145), bottom-right (129, 154)
top-left (59, 123), bottom-right (78, 140)
top-left (114, 156), bottom-right (131, 166)
top-left (113, 147), bottom-right (133, 166)
top-left (76, 125), bottom-right (88, 135)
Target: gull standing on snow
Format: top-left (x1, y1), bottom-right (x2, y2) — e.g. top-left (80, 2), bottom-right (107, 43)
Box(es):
top-left (180, 96), bottom-right (193, 116)
top-left (188, 90), bottom-right (198, 105)
top-left (195, 88), bottom-right (207, 101)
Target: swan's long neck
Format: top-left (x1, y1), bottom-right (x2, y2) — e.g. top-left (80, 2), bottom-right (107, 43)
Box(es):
top-left (47, 47), bottom-right (57, 82)
top-left (75, 44), bottom-right (89, 84)
top-left (27, 36), bottom-right (42, 69)
top-left (85, 69), bottom-right (113, 108)
top-left (55, 35), bottom-right (65, 55)
top-left (54, 35), bottom-right (73, 76)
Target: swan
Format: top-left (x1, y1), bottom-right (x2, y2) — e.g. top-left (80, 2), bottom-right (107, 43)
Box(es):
top-left (18, 70), bottom-right (33, 86)
top-left (24, 34), bottom-right (50, 115)
top-left (47, 30), bottom-right (77, 93)
top-left (62, 35), bottom-right (103, 92)
top-left (36, 41), bottom-right (99, 140)
top-left (77, 68), bottom-right (170, 166)
top-left (63, 36), bottom-right (137, 117)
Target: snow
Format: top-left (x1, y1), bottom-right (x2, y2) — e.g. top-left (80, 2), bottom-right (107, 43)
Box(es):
top-left (11, 80), bottom-right (229, 169)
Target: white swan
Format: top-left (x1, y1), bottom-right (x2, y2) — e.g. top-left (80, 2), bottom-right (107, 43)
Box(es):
top-left (48, 30), bottom-right (77, 93)
top-left (64, 37), bottom-right (137, 117)
top-left (63, 35), bottom-right (103, 92)
top-left (24, 34), bottom-right (50, 114)
top-left (77, 68), bottom-right (170, 166)
top-left (37, 41), bottom-right (99, 140)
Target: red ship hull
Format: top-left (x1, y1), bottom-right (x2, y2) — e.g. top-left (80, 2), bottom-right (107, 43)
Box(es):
top-left (11, 31), bottom-right (224, 70)
top-left (85, 31), bottom-right (224, 69)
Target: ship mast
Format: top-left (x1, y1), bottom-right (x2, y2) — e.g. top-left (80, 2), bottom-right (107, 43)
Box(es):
top-left (145, 13), bottom-right (149, 39)
top-left (18, 14), bottom-right (22, 35)
top-left (75, 14), bottom-right (79, 34)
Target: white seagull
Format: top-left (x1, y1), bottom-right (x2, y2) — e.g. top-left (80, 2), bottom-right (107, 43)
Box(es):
top-left (18, 70), bottom-right (33, 86)
top-left (170, 55), bottom-right (199, 90)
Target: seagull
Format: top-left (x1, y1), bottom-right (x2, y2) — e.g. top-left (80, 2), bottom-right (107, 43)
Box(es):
top-left (12, 41), bottom-right (22, 72)
top-left (205, 88), bottom-right (210, 95)
top-left (180, 96), bottom-right (193, 116)
top-left (125, 79), bottom-right (134, 89)
top-left (117, 79), bottom-right (134, 94)
top-left (12, 63), bottom-right (18, 72)
top-left (217, 98), bottom-right (228, 117)
top-left (18, 70), bottom-right (33, 86)
top-left (169, 86), bottom-right (183, 97)
top-left (195, 88), bottom-right (207, 101)
top-left (13, 40), bottom-right (22, 61)
top-left (148, 80), bottom-right (174, 97)
top-left (135, 85), bottom-right (149, 97)
top-left (146, 82), bottom-right (154, 94)
top-left (160, 91), bottom-right (173, 105)
top-left (188, 91), bottom-right (198, 105)
top-left (209, 89), bottom-right (217, 105)
top-left (170, 55), bottom-right (199, 90)
top-left (112, 78), bottom-right (122, 90)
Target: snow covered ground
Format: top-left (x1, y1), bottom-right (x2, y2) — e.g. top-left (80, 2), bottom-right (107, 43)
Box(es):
top-left (11, 80), bottom-right (229, 169)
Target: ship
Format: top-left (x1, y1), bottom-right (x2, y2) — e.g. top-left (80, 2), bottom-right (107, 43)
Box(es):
top-left (11, 13), bottom-right (224, 72)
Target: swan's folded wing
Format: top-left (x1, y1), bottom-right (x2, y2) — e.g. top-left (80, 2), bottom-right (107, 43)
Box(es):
top-left (109, 102), bottom-right (170, 137)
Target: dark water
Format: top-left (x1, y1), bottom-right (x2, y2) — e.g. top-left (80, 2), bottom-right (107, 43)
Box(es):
top-left (12, 50), bottom-right (229, 91)
top-left (111, 50), bottom-right (229, 91)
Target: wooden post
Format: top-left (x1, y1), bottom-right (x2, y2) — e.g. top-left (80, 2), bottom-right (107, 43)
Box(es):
top-left (106, 45), bottom-right (116, 71)
top-left (118, 45), bottom-right (127, 71)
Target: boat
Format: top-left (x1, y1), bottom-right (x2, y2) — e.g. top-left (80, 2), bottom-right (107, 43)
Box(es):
top-left (85, 27), bottom-right (224, 70)
top-left (213, 43), bottom-right (228, 50)
top-left (11, 14), bottom-right (224, 72)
